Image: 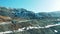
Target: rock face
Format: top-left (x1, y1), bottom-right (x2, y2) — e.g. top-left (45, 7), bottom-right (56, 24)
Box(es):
top-left (0, 7), bottom-right (60, 34)
top-left (0, 16), bottom-right (11, 22)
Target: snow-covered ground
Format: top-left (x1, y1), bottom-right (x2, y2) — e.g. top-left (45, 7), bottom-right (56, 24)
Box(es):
top-left (0, 23), bottom-right (60, 34)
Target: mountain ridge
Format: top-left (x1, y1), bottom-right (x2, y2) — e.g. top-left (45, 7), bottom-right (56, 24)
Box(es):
top-left (0, 7), bottom-right (60, 19)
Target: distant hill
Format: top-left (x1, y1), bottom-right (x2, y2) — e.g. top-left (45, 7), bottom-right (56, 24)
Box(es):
top-left (0, 7), bottom-right (60, 19)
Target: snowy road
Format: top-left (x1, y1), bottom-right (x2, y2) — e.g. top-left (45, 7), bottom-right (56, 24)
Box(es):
top-left (0, 20), bottom-right (31, 25)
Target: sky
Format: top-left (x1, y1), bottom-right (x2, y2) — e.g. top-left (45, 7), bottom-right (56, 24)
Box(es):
top-left (0, 0), bottom-right (60, 13)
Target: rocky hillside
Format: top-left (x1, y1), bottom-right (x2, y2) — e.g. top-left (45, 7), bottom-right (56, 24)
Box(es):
top-left (0, 7), bottom-right (60, 34)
